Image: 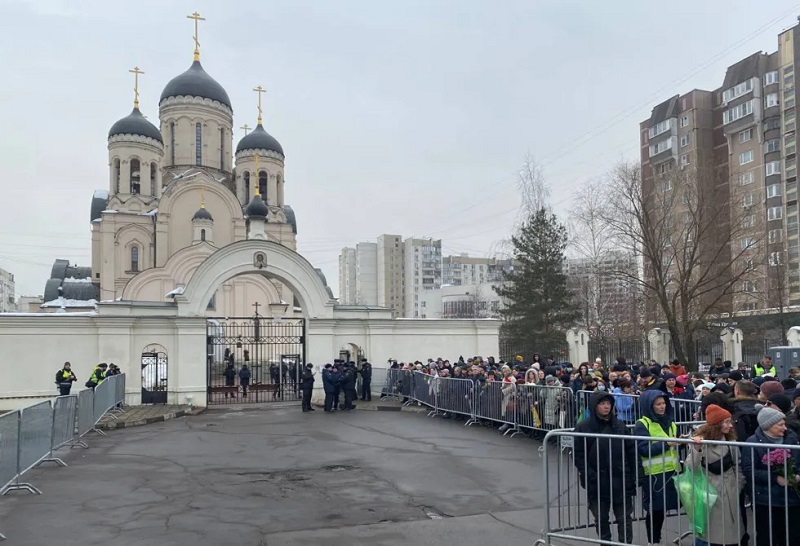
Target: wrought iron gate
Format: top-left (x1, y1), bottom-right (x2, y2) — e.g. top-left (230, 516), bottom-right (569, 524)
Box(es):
top-left (206, 317), bottom-right (306, 405)
top-left (141, 351), bottom-right (168, 404)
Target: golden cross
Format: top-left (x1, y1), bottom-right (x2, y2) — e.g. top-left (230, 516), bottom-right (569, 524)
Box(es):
top-left (240, 123), bottom-right (251, 136)
top-left (200, 187), bottom-right (206, 209)
top-left (187, 11), bottom-right (205, 61)
top-left (253, 85), bottom-right (266, 125)
top-left (129, 66), bottom-right (144, 108)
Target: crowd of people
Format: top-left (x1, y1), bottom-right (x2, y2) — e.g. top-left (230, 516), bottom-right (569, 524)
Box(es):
top-left (385, 353), bottom-right (800, 545)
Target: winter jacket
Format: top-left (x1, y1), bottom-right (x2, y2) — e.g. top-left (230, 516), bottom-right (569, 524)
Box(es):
top-left (223, 366), bottom-right (236, 386)
top-left (573, 391), bottom-right (638, 501)
top-left (731, 397), bottom-right (760, 444)
top-left (612, 387), bottom-right (636, 423)
top-left (359, 363), bottom-right (372, 380)
top-left (238, 367), bottom-right (251, 385)
top-left (322, 369), bottom-right (335, 394)
top-left (741, 428), bottom-right (800, 507)
top-left (301, 368), bottom-right (315, 389)
top-left (633, 391), bottom-right (680, 513)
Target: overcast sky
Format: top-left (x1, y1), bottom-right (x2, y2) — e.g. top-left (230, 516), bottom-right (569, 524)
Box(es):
top-left (2, 0), bottom-right (800, 299)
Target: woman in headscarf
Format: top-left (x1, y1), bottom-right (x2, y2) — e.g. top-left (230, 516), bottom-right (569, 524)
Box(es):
top-left (634, 390), bottom-right (681, 546)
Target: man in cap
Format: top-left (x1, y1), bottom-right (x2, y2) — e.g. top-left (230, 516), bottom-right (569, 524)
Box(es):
top-left (301, 363), bottom-right (316, 412)
top-left (55, 361), bottom-right (77, 395)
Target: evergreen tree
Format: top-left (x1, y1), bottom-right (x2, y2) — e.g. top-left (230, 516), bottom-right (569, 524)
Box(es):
top-left (495, 207), bottom-right (578, 351)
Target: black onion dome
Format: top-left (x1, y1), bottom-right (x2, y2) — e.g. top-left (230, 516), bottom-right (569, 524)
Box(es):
top-left (108, 107), bottom-right (163, 143)
top-left (192, 207), bottom-right (213, 221)
top-left (236, 123), bottom-right (284, 156)
top-left (160, 61), bottom-right (231, 109)
top-left (245, 195), bottom-right (268, 218)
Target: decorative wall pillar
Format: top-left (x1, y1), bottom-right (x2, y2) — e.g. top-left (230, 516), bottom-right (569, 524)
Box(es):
top-left (720, 328), bottom-right (743, 365)
top-left (566, 327), bottom-right (589, 364)
top-left (648, 328), bottom-right (671, 365)
top-left (787, 327), bottom-right (800, 347)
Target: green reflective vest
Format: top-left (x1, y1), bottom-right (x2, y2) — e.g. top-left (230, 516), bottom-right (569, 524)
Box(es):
top-left (753, 364), bottom-right (776, 377)
top-left (93, 368), bottom-right (106, 384)
top-left (61, 370), bottom-right (72, 381)
top-left (638, 416), bottom-right (679, 475)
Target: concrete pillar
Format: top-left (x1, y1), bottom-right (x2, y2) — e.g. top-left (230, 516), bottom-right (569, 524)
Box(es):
top-left (720, 328), bottom-right (743, 365)
top-left (648, 328), bottom-right (671, 365)
top-left (566, 328), bottom-right (589, 364)
top-left (787, 327), bottom-right (800, 347)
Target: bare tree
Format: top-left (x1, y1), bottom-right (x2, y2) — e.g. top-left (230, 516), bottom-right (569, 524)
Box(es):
top-left (600, 160), bottom-right (765, 370)
top-left (766, 252), bottom-right (790, 345)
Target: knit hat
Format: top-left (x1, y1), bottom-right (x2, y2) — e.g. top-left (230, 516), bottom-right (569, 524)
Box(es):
top-left (700, 382), bottom-right (715, 391)
top-left (676, 374), bottom-right (689, 387)
top-left (662, 372), bottom-right (676, 381)
top-left (705, 404), bottom-right (732, 426)
top-left (757, 406), bottom-right (786, 431)
top-left (728, 370), bottom-right (743, 382)
top-left (767, 393), bottom-right (793, 414)
top-left (759, 380), bottom-right (785, 398)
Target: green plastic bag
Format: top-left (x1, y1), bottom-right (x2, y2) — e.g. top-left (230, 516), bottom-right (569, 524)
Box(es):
top-left (673, 469), bottom-right (719, 538)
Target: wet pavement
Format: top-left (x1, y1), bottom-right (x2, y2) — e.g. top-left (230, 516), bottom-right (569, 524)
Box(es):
top-left (0, 405), bottom-right (548, 545)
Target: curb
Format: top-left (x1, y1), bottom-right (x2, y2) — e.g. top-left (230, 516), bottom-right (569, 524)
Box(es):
top-left (98, 407), bottom-right (205, 430)
top-left (311, 401), bottom-right (425, 413)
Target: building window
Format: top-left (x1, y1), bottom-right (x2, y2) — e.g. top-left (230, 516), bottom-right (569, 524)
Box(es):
top-left (767, 184), bottom-right (782, 198)
top-left (649, 137), bottom-right (673, 157)
top-left (648, 119), bottom-right (671, 139)
top-left (723, 79), bottom-right (754, 103)
top-left (743, 280), bottom-right (757, 293)
top-left (150, 163), bottom-right (157, 195)
top-left (770, 252), bottom-right (783, 266)
top-left (765, 71), bottom-right (779, 85)
top-left (219, 128), bottom-right (224, 170)
top-left (765, 93), bottom-right (779, 108)
top-left (680, 154), bottom-right (690, 166)
top-left (657, 162), bottom-right (670, 175)
top-left (766, 161), bottom-right (782, 176)
top-left (130, 158), bottom-right (140, 194)
top-left (680, 115), bottom-right (689, 128)
top-left (765, 139), bottom-right (781, 153)
top-left (201, 228), bottom-right (206, 242)
top-left (739, 150), bottom-right (754, 165)
top-left (243, 171), bottom-right (250, 201)
top-left (768, 206), bottom-right (783, 220)
top-left (741, 238), bottom-right (755, 250)
top-left (739, 128), bottom-right (753, 143)
top-left (738, 171), bottom-right (754, 186)
top-left (130, 246), bottom-right (139, 272)
top-left (723, 99), bottom-right (754, 124)
top-left (742, 193), bottom-right (754, 207)
top-left (769, 229), bottom-right (783, 244)
top-left (258, 170), bottom-right (268, 198)
top-left (661, 178), bottom-right (672, 192)
top-left (195, 122), bottom-right (202, 166)
top-left (170, 122), bottom-right (175, 165)
top-left (680, 135), bottom-right (690, 147)
top-left (741, 214), bottom-right (755, 228)
top-left (113, 158), bottom-right (121, 193)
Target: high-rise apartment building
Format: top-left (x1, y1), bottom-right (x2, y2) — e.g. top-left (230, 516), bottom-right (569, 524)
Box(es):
top-left (0, 268), bottom-right (16, 313)
top-left (404, 238), bottom-right (442, 318)
top-left (377, 234), bottom-right (404, 316)
top-left (355, 242), bottom-right (378, 305)
top-left (338, 247), bottom-right (357, 305)
top-left (442, 254), bottom-right (501, 286)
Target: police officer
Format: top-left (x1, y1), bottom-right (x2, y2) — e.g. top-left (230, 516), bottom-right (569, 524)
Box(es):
top-left (55, 362), bottom-right (77, 395)
top-left (331, 362), bottom-right (343, 410)
top-left (301, 363), bottom-right (316, 412)
top-left (754, 355), bottom-right (777, 377)
top-left (86, 363), bottom-right (108, 389)
top-left (322, 364), bottom-right (335, 411)
top-left (359, 359), bottom-right (373, 401)
top-left (342, 362), bottom-right (357, 411)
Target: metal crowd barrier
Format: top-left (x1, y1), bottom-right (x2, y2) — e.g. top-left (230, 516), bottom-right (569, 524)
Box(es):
top-left (534, 429), bottom-right (800, 546)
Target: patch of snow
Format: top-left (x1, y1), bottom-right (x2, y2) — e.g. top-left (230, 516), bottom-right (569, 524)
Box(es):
top-left (0, 311), bottom-right (98, 317)
top-left (101, 209), bottom-right (118, 214)
top-left (41, 297), bottom-right (98, 309)
top-left (141, 208), bottom-right (158, 216)
top-left (165, 286), bottom-right (185, 298)
top-left (64, 277), bottom-right (93, 283)
top-left (93, 189), bottom-right (109, 199)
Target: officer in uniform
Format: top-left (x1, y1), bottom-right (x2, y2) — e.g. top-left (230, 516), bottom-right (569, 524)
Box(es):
top-left (86, 363), bottom-right (108, 390)
top-left (55, 362), bottom-right (77, 395)
top-left (322, 364), bottom-right (335, 411)
top-left (342, 362), bottom-right (357, 410)
top-left (301, 363), bottom-right (316, 412)
top-left (753, 355), bottom-right (777, 377)
top-left (331, 362), bottom-right (343, 410)
top-left (359, 358), bottom-right (373, 401)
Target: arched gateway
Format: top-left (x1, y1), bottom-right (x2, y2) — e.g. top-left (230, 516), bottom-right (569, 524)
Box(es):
top-left (174, 240), bottom-right (337, 404)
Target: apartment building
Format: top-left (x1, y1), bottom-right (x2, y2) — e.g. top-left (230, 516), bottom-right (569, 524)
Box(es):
top-left (338, 247), bottom-right (357, 304)
top-left (404, 238), bottom-right (442, 318)
top-left (355, 242), bottom-right (378, 305)
top-left (0, 268), bottom-right (15, 313)
top-left (442, 255), bottom-right (508, 286)
top-left (377, 234), bottom-right (404, 316)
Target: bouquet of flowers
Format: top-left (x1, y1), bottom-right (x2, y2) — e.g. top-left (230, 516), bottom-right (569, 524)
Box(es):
top-left (762, 448), bottom-right (800, 495)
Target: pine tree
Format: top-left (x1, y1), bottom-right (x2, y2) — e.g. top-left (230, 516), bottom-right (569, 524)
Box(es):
top-left (495, 207), bottom-right (578, 352)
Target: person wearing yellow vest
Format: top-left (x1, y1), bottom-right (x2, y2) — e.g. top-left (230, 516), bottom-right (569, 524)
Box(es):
top-left (634, 390), bottom-right (681, 546)
top-left (753, 355), bottom-right (777, 378)
top-left (54, 361), bottom-right (77, 395)
top-left (85, 363), bottom-right (108, 389)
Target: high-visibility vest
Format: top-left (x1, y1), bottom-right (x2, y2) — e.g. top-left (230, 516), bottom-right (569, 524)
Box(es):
top-left (61, 370), bottom-right (72, 381)
top-left (93, 368), bottom-right (106, 384)
top-left (753, 364), bottom-right (776, 377)
top-left (638, 416), bottom-right (679, 475)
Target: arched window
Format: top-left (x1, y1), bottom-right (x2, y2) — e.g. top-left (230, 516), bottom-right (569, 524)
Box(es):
top-left (170, 122), bottom-right (175, 165)
top-left (200, 229), bottom-right (206, 242)
top-left (258, 170), bottom-right (268, 198)
top-left (130, 159), bottom-right (141, 194)
top-left (195, 123), bottom-right (202, 166)
top-left (243, 171), bottom-right (250, 202)
top-left (130, 246), bottom-right (139, 272)
top-left (113, 158), bottom-right (121, 193)
top-left (219, 128), bottom-right (224, 170)
top-left (150, 163), bottom-right (157, 195)
top-left (277, 173), bottom-right (283, 205)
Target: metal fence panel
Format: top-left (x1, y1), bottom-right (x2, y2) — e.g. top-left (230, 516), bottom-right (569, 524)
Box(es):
top-left (51, 396), bottom-right (77, 451)
top-left (18, 401), bottom-right (53, 474)
top-left (473, 381), bottom-right (518, 426)
top-left (76, 388), bottom-right (95, 438)
top-left (92, 378), bottom-right (113, 424)
top-left (370, 368), bottom-right (388, 397)
top-left (0, 411), bottom-right (20, 492)
top-left (411, 371), bottom-right (437, 410)
top-left (436, 376), bottom-right (475, 419)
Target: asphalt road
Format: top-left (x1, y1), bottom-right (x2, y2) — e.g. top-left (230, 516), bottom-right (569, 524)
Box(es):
top-left (0, 406), bottom-right (551, 545)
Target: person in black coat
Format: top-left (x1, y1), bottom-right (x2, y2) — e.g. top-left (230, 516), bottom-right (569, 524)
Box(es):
top-left (359, 359), bottom-right (373, 401)
top-left (342, 364), bottom-right (357, 410)
top-left (331, 364), bottom-right (343, 410)
top-left (223, 363), bottom-right (237, 398)
top-left (573, 391), bottom-right (637, 544)
top-left (301, 363), bottom-right (315, 412)
top-left (238, 364), bottom-right (251, 398)
top-left (55, 362), bottom-right (77, 396)
top-left (322, 364), bottom-right (335, 411)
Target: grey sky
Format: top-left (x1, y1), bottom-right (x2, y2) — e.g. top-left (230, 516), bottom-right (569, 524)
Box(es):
top-left (2, 0), bottom-right (800, 298)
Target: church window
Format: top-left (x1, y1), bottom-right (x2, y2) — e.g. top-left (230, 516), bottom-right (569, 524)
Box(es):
top-left (207, 291), bottom-right (216, 311)
top-left (130, 246), bottom-right (139, 272)
top-left (258, 170), bottom-right (268, 198)
top-left (170, 122), bottom-right (175, 165)
top-left (195, 123), bottom-right (202, 165)
top-left (219, 128), bottom-right (224, 170)
top-left (277, 173), bottom-right (283, 205)
top-left (130, 159), bottom-right (141, 194)
top-left (201, 229), bottom-right (206, 242)
top-left (113, 159), bottom-right (121, 193)
top-left (243, 171), bottom-right (250, 202)
top-left (150, 163), bottom-right (157, 195)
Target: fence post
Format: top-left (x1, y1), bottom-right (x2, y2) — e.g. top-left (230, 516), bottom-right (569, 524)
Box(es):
top-left (3, 408), bottom-right (42, 495)
top-left (37, 400), bottom-right (68, 467)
